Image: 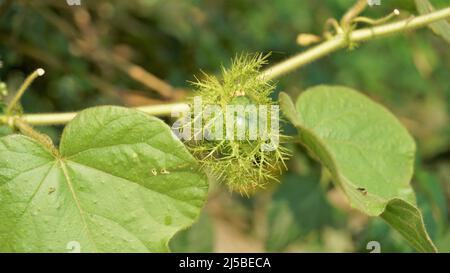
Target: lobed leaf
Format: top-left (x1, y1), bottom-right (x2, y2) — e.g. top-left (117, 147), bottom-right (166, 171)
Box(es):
top-left (0, 106), bottom-right (208, 252)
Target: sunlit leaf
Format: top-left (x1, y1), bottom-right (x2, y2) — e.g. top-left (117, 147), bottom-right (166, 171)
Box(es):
top-left (280, 86), bottom-right (437, 252)
top-left (0, 106), bottom-right (208, 252)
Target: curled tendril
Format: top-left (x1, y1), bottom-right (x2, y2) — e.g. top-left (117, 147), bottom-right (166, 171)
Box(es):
top-left (6, 68), bottom-right (45, 116)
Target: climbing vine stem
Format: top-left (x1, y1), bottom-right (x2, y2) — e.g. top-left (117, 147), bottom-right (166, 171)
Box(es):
top-left (261, 6), bottom-right (450, 80)
top-left (1, 7), bottom-right (450, 126)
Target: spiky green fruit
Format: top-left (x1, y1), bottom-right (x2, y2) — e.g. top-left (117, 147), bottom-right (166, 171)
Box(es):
top-left (185, 53), bottom-right (290, 195)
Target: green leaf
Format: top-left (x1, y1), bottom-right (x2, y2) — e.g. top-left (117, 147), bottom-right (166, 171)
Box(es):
top-left (358, 217), bottom-right (413, 252)
top-left (415, 0), bottom-right (450, 44)
top-left (0, 126), bottom-right (13, 137)
top-left (280, 85), bottom-right (437, 252)
top-left (280, 86), bottom-right (416, 215)
top-left (381, 199), bottom-right (437, 253)
top-left (0, 106), bottom-right (208, 253)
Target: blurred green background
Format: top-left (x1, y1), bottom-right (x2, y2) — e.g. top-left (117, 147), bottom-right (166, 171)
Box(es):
top-left (0, 0), bottom-right (449, 252)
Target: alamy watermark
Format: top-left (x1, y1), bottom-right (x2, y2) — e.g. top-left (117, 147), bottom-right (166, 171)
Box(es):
top-left (366, 241), bottom-right (381, 253)
top-left (66, 0), bottom-right (81, 6)
top-left (66, 241), bottom-right (81, 253)
top-left (171, 96), bottom-right (280, 152)
top-left (367, 0), bottom-right (381, 6)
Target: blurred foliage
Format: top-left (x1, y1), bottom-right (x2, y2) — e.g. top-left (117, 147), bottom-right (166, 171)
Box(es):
top-left (266, 173), bottom-right (340, 252)
top-left (0, 0), bottom-right (449, 252)
top-left (170, 212), bottom-right (214, 253)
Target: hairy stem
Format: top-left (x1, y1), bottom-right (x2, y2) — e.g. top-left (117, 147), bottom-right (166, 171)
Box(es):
top-left (8, 103), bottom-right (189, 126)
top-left (13, 118), bottom-right (59, 156)
top-left (1, 6), bottom-right (450, 125)
top-left (261, 6), bottom-right (450, 80)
